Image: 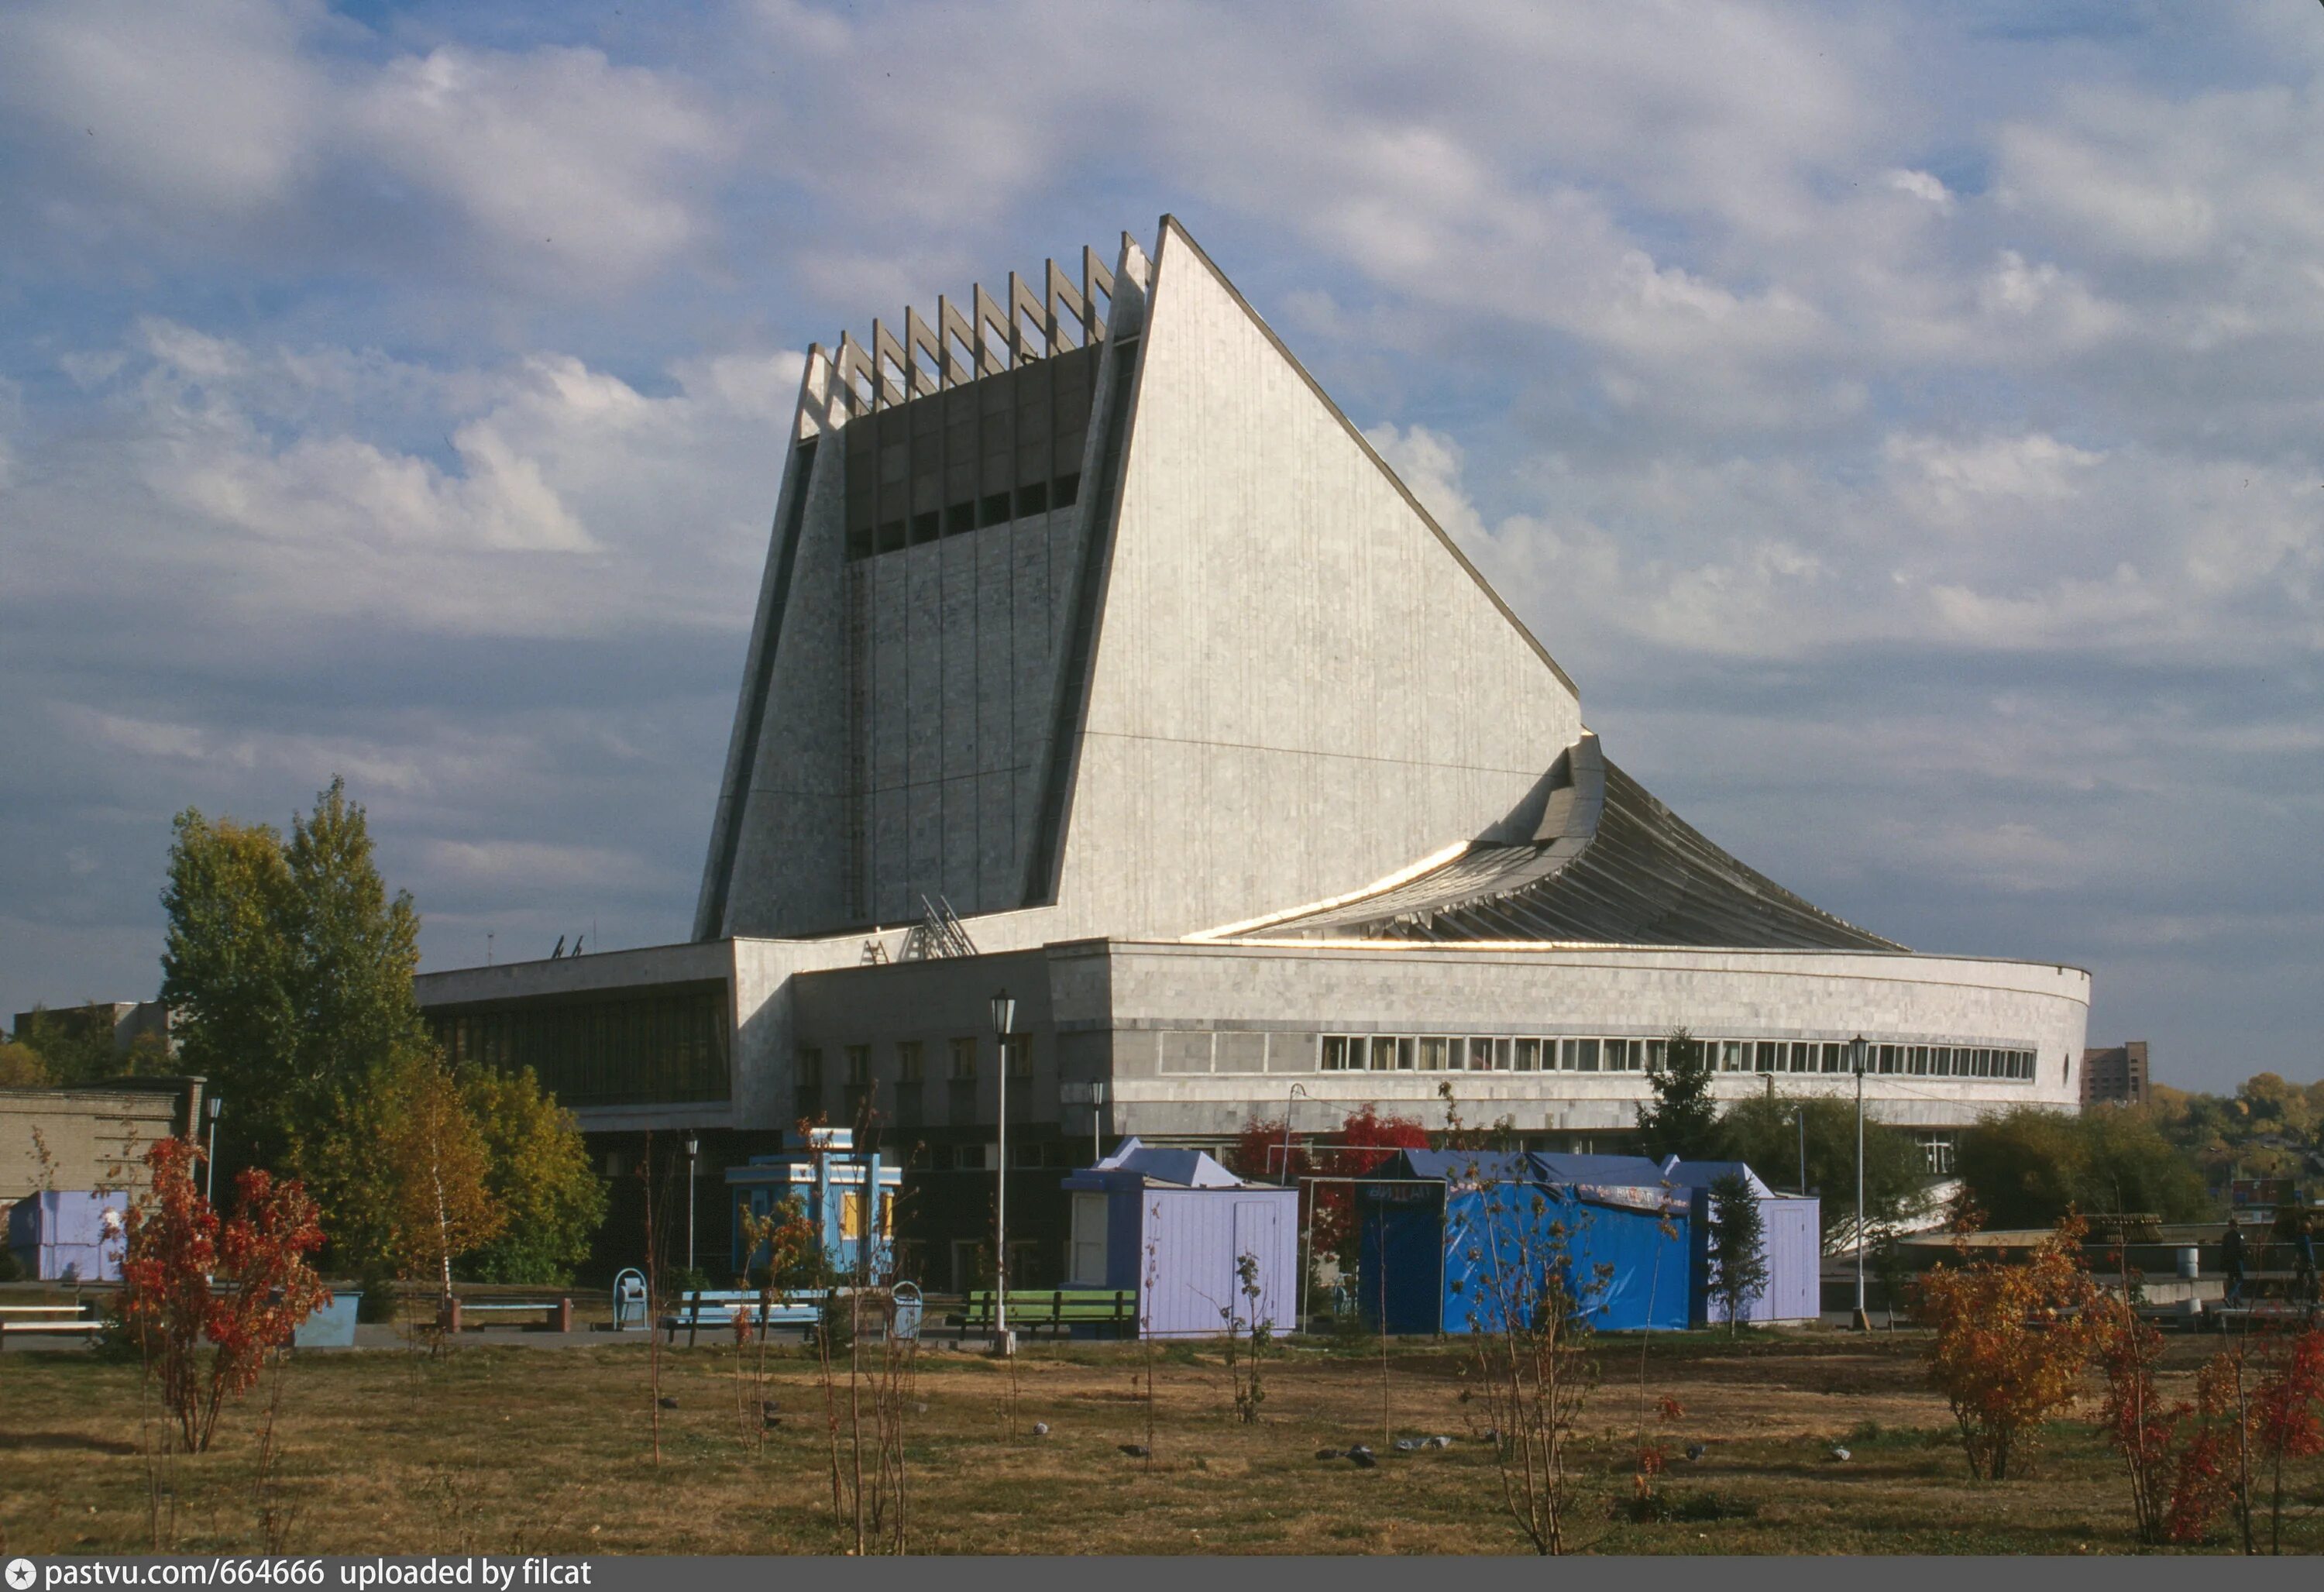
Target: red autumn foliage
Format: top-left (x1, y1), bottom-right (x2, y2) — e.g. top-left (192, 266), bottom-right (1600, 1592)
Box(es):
top-left (1911, 1214), bottom-right (2103, 1480)
top-left (2251, 1324), bottom-right (2324, 1552)
top-left (120, 1137), bottom-right (330, 1454)
top-left (2095, 1295), bottom-right (2192, 1543)
top-left (1225, 1103), bottom-right (1429, 1268)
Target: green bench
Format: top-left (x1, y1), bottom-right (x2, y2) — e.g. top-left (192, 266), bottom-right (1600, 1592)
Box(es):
top-left (947, 1289), bottom-right (1137, 1340)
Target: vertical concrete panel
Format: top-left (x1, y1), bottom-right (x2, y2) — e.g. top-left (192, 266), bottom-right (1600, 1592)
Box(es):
top-left (1012, 515), bottom-right (1055, 873)
top-left (871, 786), bottom-right (909, 924)
top-left (941, 775), bottom-right (981, 908)
top-left (720, 435), bottom-right (854, 935)
top-left (1054, 222), bottom-right (1585, 940)
top-left (869, 557), bottom-right (908, 792)
top-left (940, 535), bottom-right (978, 785)
top-left (905, 545), bottom-right (944, 793)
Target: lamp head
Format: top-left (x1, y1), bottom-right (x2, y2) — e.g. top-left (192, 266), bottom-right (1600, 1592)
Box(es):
top-left (206, 1096), bottom-right (222, 1122)
top-left (989, 989), bottom-right (1016, 1039)
top-left (684, 1133), bottom-right (700, 1158)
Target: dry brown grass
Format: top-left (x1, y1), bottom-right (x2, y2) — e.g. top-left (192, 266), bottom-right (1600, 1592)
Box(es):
top-left (1, 1329), bottom-right (2315, 1556)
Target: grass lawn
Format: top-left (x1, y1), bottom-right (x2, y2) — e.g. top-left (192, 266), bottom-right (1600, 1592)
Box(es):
top-left (2, 1327), bottom-right (2315, 1556)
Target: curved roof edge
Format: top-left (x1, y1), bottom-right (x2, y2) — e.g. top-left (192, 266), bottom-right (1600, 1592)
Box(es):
top-left (1205, 734), bottom-right (1906, 953)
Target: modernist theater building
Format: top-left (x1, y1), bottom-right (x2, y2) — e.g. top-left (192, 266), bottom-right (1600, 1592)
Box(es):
top-left (415, 218), bottom-right (2091, 1287)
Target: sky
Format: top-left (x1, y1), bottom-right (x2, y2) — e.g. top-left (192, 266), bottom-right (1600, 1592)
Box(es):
top-left (3, 1), bottom-right (2321, 1092)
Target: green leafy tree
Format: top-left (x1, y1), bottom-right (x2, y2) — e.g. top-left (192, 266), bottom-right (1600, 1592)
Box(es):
top-left (0, 1029), bottom-right (57, 1086)
top-left (1634, 1028), bottom-right (1720, 1163)
top-left (1954, 1105), bottom-right (2209, 1229)
top-left (457, 1064), bottom-right (608, 1284)
top-left (12, 1003), bottom-right (165, 1085)
top-left (1707, 1171), bottom-right (1769, 1334)
top-left (1717, 1095), bottom-right (1930, 1253)
top-left (162, 779), bottom-right (425, 1178)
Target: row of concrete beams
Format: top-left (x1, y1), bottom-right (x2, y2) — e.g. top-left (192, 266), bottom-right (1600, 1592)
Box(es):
top-left (815, 240), bottom-right (1122, 418)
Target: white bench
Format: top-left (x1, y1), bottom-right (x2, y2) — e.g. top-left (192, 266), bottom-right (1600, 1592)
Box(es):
top-left (0, 1305), bottom-right (105, 1346)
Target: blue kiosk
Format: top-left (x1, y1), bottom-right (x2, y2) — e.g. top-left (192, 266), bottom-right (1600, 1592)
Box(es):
top-left (725, 1127), bottom-right (903, 1282)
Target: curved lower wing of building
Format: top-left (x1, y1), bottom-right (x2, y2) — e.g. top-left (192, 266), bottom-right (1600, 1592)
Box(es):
top-left (1207, 731), bottom-right (1903, 952)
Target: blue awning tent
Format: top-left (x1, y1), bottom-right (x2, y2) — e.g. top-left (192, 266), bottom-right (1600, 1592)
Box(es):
top-left (1356, 1150), bottom-right (1692, 1334)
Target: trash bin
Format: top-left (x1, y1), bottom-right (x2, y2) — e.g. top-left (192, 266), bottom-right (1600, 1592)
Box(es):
top-left (2176, 1246), bottom-right (2200, 1281)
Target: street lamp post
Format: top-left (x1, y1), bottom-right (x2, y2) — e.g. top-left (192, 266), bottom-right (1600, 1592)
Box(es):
top-left (1278, 1083), bottom-right (1309, 1185)
top-left (1795, 1104), bottom-right (1807, 1197)
top-left (1850, 1035), bottom-right (1870, 1331)
top-left (683, 1133), bottom-right (700, 1277)
top-left (1282, 1082), bottom-right (1310, 1329)
top-left (989, 989), bottom-right (1018, 1356)
top-left (204, 1095), bottom-right (222, 1203)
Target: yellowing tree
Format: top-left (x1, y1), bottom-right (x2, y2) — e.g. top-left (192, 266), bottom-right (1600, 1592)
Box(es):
top-left (381, 1052), bottom-right (504, 1301)
top-left (1913, 1215), bottom-right (2104, 1480)
top-left (459, 1064), bottom-right (607, 1285)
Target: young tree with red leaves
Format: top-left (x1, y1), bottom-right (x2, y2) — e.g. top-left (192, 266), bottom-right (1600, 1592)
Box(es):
top-left (120, 1137), bottom-right (329, 1455)
top-left (2251, 1325), bottom-right (2324, 1554)
top-left (1228, 1103), bottom-right (1430, 1283)
top-left (1911, 1214), bottom-right (2104, 1480)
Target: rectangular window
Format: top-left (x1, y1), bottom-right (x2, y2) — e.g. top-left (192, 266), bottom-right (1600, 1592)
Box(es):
top-left (1495, 1038), bottom-right (1512, 1071)
top-left (1720, 1041), bottom-right (1746, 1073)
top-left (1908, 1045), bottom-right (1927, 1076)
top-left (844, 1044), bottom-right (870, 1086)
top-left (949, 1037), bottom-right (977, 1081)
top-left (1006, 1036), bottom-right (1033, 1079)
top-left (1789, 1042), bottom-right (1812, 1074)
top-left (1070, 1191), bottom-right (1109, 1284)
top-left (1753, 1041), bottom-right (1778, 1074)
top-left (1053, 471), bottom-right (1081, 508)
top-left (877, 518), bottom-right (906, 553)
top-left (909, 510), bottom-right (939, 544)
top-left (1514, 1038), bottom-right (1541, 1072)
top-left (1322, 1036), bottom-right (1351, 1071)
top-left (1576, 1038), bottom-right (1600, 1073)
top-left (978, 490), bottom-right (1011, 527)
top-left (1646, 1039), bottom-right (1667, 1074)
top-left (1930, 1047), bottom-right (1951, 1078)
top-left (841, 1191), bottom-right (865, 1241)
top-left (1470, 1037), bottom-right (1496, 1071)
top-left (1370, 1037), bottom-right (1397, 1071)
top-left (945, 501), bottom-right (977, 535)
top-left (1417, 1037), bottom-right (1449, 1071)
top-left (1015, 480), bottom-right (1049, 517)
top-left (796, 1047), bottom-right (824, 1088)
top-left (846, 526), bottom-right (873, 560)
top-left (898, 1040), bottom-right (924, 1084)
top-left (1397, 1037), bottom-right (1415, 1071)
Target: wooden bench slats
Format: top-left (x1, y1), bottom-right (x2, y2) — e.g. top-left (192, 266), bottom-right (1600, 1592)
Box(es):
top-left (945, 1290), bottom-right (1137, 1336)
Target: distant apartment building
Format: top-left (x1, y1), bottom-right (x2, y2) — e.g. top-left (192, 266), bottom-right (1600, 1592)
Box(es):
top-left (2081, 1041), bottom-right (2150, 1107)
top-left (11, 999), bottom-right (174, 1059)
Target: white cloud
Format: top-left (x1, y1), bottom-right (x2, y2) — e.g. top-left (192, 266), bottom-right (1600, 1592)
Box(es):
top-left (0, 0), bottom-right (325, 222)
top-left (0, 1), bottom-right (721, 293)
top-left (4, 323), bottom-right (804, 638)
top-left (348, 45), bottom-right (723, 288)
